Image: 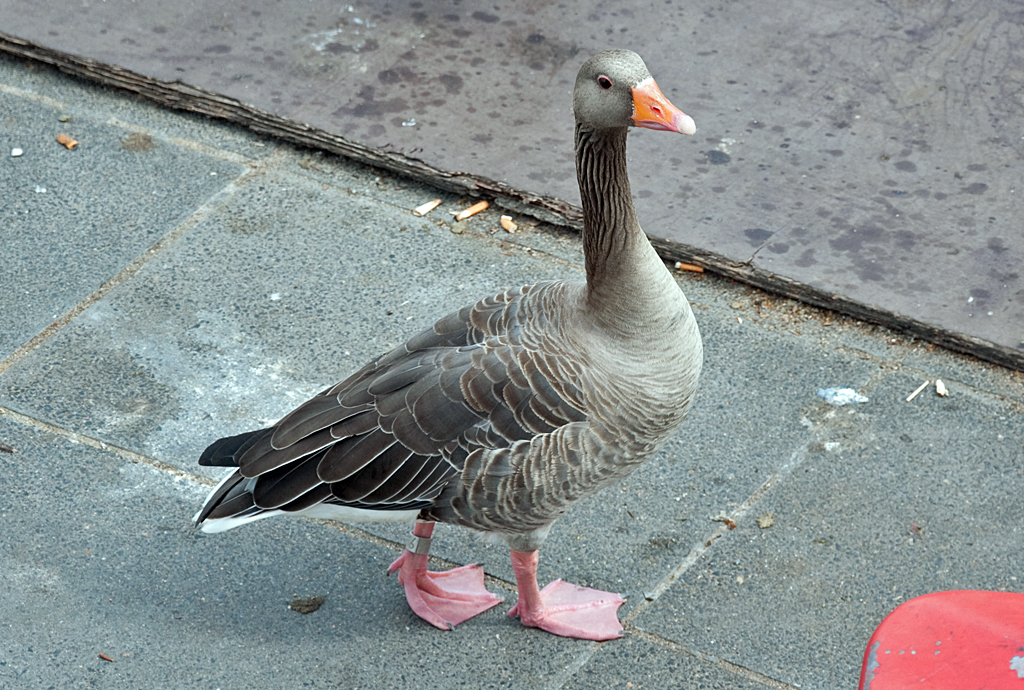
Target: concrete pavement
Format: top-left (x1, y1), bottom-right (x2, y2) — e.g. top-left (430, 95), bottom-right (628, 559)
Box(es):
top-left (2, 53), bottom-right (1022, 690)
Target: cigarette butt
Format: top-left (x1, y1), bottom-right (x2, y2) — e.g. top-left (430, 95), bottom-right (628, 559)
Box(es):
top-left (905, 380), bottom-right (930, 402)
top-left (674, 261), bottom-right (704, 273)
top-left (98, 653), bottom-right (114, 663)
top-left (412, 198), bottom-right (442, 217)
top-left (935, 379), bottom-right (948, 397)
top-left (455, 200), bottom-right (488, 221)
top-left (500, 215), bottom-right (518, 233)
top-left (56, 133), bottom-right (78, 149)
top-left (711, 512), bottom-right (735, 529)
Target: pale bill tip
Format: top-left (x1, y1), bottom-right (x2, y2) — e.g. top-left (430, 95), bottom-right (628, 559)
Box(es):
top-left (676, 112), bottom-right (697, 136)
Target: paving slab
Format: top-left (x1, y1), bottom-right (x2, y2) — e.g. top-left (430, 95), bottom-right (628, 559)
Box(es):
top-left (1, 0), bottom-right (1022, 370)
top-left (562, 636), bottom-right (768, 690)
top-left (0, 417), bottom-right (594, 690)
top-left (0, 165), bottom-right (573, 477)
top-left (0, 51), bottom-right (279, 162)
top-left (635, 368), bottom-right (1024, 689)
top-left (0, 87), bottom-right (244, 361)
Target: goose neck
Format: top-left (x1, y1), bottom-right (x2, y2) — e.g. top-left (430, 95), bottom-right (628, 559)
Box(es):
top-left (576, 125), bottom-right (639, 284)
top-left (575, 124), bottom-right (677, 330)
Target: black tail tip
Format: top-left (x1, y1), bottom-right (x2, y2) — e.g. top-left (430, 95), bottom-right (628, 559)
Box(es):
top-left (198, 427), bottom-right (271, 467)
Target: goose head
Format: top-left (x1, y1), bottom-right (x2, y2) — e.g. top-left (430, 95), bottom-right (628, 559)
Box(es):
top-left (573, 50), bottom-right (696, 135)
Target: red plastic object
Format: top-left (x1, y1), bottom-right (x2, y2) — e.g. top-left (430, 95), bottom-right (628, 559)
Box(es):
top-left (860, 590), bottom-right (1024, 689)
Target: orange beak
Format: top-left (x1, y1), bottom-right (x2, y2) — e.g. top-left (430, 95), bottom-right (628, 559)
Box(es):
top-left (632, 77), bottom-right (696, 135)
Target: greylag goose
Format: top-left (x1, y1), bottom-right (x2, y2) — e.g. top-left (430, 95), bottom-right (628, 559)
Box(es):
top-left (194, 49), bottom-right (702, 641)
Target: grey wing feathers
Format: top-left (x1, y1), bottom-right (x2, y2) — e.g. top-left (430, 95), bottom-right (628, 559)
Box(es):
top-left (196, 285), bottom-right (589, 525)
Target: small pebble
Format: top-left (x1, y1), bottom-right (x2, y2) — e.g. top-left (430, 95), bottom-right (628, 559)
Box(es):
top-left (58, 114), bottom-right (71, 122)
top-left (11, 148), bottom-right (23, 157)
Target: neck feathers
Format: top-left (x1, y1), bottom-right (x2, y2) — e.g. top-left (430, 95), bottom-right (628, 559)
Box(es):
top-left (575, 124), bottom-right (640, 290)
top-left (574, 123), bottom-right (684, 333)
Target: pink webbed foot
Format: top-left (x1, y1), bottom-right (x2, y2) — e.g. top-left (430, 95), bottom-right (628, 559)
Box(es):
top-left (508, 551), bottom-right (625, 641)
top-left (387, 524), bottom-right (503, 630)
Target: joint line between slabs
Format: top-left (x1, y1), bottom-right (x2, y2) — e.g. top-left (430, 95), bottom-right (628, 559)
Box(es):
top-left (626, 627), bottom-right (800, 690)
top-left (0, 405), bottom-right (214, 486)
top-left (0, 166), bottom-right (260, 376)
top-left (0, 81), bottom-right (270, 166)
top-left (0, 406), bottom-right (507, 581)
top-left (106, 115), bottom-right (259, 165)
top-left (542, 641), bottom-right (601, 690)
top-left (0, 81), bottom-right (67, 110)
top-left (623, 442), bottom-right (808, 620)
top-left (615, 366), bottom-right (895, 685)
top-left (310, 517), bottom-right (519, 590)
top-left (625, 362), bottom-right (891, 615)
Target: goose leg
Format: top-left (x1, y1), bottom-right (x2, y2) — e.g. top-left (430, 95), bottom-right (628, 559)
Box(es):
top-left (387, 521), bottom-right (503, 630)
top-left (507, 550), bottom-right (625, 641)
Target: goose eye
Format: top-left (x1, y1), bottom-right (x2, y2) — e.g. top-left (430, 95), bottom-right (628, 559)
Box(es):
top-left (597, 76), bottom-right (613, 90)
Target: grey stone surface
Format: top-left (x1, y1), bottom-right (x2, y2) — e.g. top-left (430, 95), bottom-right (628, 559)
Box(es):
top-left (0, 84), bottom-right (243, 360)
top-left (278, 149), bottom-right (588, 268)
top-left (3, 0), bottom-right (1023, 365)
top-left (0, 165), bottom-right (572, 478)
top-left (636, 368), bottom-right (1024, 689)
top-left (562, 636), bottom-right (768, 690)
top-left (0, 139), bottom-right (877, 603)
top-left (0, 418), bottom-right (588, 690)
top-left (900, 345), bottom-right (1024, 407)
top-left (1, 56), bottom-right (1021, 690)
top-left (0, 51), bottom-right (279, 161)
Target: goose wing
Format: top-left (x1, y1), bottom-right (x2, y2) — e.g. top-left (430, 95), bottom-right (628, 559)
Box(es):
top-left (195, 286), bottom-right (587, 525)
